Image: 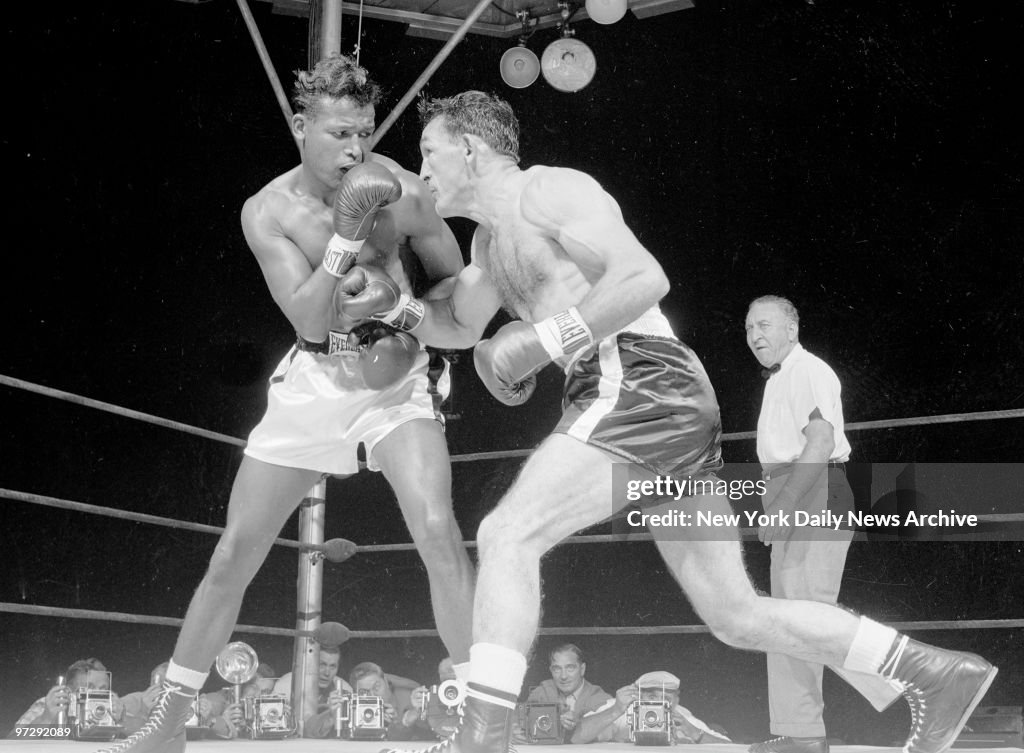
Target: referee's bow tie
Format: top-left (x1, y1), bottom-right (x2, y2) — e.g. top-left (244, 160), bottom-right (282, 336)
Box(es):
top-left (761, 363), bottom-right (781, 380)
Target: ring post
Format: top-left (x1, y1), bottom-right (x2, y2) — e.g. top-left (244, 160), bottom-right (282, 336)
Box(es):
top-left (292, 479), bottom-right (327, 736)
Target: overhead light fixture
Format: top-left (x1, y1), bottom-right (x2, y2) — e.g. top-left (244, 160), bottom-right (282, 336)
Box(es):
top-left (542, 3), bottom-right (596, 93)
top-left (585, 0), bottom-right (628, 24)
top-left (500, 11), bottom-right (540, 89)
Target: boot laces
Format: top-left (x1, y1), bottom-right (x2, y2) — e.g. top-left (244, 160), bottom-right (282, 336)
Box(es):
top-left (380, 700), bottom-right (518, 753)
top-left (381, 701), bottom-right (467, 753)
top-left (94, 682), bottom-right (185, 753)
top-left (900, 682), bottom-right (928, 753)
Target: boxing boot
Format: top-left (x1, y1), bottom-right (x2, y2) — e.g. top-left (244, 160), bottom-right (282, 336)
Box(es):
top-left (882, 636), bottom-right (998, 753)
top-left (95, 682), bottom-right (195, 753)
top-left (381, 683), bottom-right (517, 753)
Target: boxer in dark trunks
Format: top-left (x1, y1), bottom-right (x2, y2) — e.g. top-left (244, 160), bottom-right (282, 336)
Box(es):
top-left (340, 90), bottom-right (997, 753)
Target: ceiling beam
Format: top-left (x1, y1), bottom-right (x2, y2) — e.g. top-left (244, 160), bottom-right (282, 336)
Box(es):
top-left (261, 0), bottom-right (693, 37)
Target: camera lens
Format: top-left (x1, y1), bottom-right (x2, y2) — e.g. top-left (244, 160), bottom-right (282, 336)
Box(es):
top-left (644, 710), bottom-right (660, 727)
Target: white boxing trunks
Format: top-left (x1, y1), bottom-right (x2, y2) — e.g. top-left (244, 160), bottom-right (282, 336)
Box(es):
top-left (244, 339), bottom-right (443, 476)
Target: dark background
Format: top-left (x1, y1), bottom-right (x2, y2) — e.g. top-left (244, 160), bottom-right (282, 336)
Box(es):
top-left (1, 0), bottom-right (1022, 743)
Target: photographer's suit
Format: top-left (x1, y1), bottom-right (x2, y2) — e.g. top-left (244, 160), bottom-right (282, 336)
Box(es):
top-left (526, 679), bottom-right (612, 743)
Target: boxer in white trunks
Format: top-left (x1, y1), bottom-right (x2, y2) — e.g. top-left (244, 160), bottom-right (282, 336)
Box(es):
top-left (98, 56), bottom-right (475, 753)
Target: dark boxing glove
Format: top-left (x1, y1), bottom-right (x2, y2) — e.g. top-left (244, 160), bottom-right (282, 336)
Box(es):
top-left (349, 321), bottom-right (419, 390)
top-left (473, 308), bottom-right (594, 406)
top-left (336, 265), bottom-right (425, 332)
top-left (322, 162), bottom-right (402, 278)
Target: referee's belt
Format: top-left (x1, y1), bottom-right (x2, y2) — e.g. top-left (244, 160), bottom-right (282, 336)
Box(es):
top-left (762, 461), bottom-right (846, 481)
top-left (295, 331), bottom-right (360, 356)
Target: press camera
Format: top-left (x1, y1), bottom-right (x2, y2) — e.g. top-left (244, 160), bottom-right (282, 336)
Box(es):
top-left (420, 680), bottom-right (466, 739)
top-left (335, 694), bottom-right (387, 740)
top-left (243, 695), bottom-right (295, 739)
top-left (627, 699), bottom-right (672, 746)
top-left (67, 687), bottom-right (123, 741)
top-left (214, 640), bottom-right (295, 740)
top-left (520, 702), bottom-right (563, 744)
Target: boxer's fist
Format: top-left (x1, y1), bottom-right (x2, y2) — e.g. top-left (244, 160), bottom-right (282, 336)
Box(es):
top-left (337, 265), bottom-right (427, 332)
top-left (473, 321), bottom-right (551, 406)
top-left (334, 162), bottom-right (402, 240)
top-left (336, 265), bottom-right (401, 318)
top-left (350, 321), bottom-right (419, 390)
top-left (322, 162), bottom-right (402, 277)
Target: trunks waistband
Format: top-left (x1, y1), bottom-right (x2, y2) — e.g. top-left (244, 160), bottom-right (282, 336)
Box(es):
top-left (561, 306), bottom-right (678, 373)
top-left (295, 331), bottom-right (360, 356)
top-left (617, 306), bottom-right (676, 339)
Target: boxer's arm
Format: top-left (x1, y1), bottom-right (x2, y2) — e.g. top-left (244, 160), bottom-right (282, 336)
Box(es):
top-left (393, 170), bottom-right (465, 284)
top-left (341, 259), bottom-right (501, 349)
top-left (417, 262), bottom-right (503, 348)
top-left (241, 192), bottom-right (336, 342)
top-left (521, 168), bottom-right (669, 339)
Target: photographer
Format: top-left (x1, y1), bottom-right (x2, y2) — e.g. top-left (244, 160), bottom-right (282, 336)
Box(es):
top-left (523, 644), bottom-right (612, 742)
top-left (350, 662), bottom-right (434, 741)
top-left (299, 648), bottom-right (422, 738)
top-left (293, 644), bottom-right (354, 738)
top-left (575, 671), bottom-right (730, 744)
top-left (207, 673), bottom-right (278, 740)
top-left (411, 656), bottom-right (465, 740)
top-left (14, 657), bottom-right (125, 728)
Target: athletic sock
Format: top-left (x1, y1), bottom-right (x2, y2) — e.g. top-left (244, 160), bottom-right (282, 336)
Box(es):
top-left (842, 616), bottom-right (899, 675)
top-left (165, 660), bottom-right (208, 692)
top-left (467, 642), bottom-right (527, 697)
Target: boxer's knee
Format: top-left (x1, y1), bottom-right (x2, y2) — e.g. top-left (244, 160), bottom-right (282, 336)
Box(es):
top-left (205, 531), bottom-right (267, 592)
top-left (477, 506), bottom-right (543, 562)
top-left (701, 593), bottom-right (767, 649)
top-left (410, 511), bottom-right (468, 570)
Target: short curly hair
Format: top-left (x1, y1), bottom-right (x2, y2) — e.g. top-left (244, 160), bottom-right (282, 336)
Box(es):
top-left (418, 90), bottom-right (520, 163)
top-left (293, 54), bottom-right (382, 116)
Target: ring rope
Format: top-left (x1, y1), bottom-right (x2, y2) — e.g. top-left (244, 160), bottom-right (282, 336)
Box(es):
top-left (3, 375), bottom-right (1023, 461)
top-left (5, 487), bottom-right (1023, 554)
top-left (2, 602), bottom-right (1020, 638)
top-left (0, 374), bottom-right (246, 448)
top-left (6, 487), bottom-right (1022, 555)
top-left (0, 488), bottom-right (312, 553)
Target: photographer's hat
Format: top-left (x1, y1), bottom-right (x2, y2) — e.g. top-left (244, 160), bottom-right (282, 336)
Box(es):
top-left (636, 671), bottom-right (680, 690)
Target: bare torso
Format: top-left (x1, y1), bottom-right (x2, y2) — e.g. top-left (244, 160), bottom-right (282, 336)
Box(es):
top-left (252, 153), bottom-right (417, 333)
top-left (473, 166), bottom-right (595, 324)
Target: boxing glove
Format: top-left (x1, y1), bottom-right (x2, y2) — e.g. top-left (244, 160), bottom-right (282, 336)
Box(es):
top-left (322, 162), bottom-right (403, 278)
top-left (473, 322), bottom-right (550, 406)
top-left (473, 308), bottom-right (595, 406)
top-left (336, 264), bottom-right (425, 332)
top-left (349, 321), bottom-right (420, 390)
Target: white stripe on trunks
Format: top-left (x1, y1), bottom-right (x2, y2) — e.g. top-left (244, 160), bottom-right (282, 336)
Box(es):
top-left (567, 337), bottom-right (623, 442)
